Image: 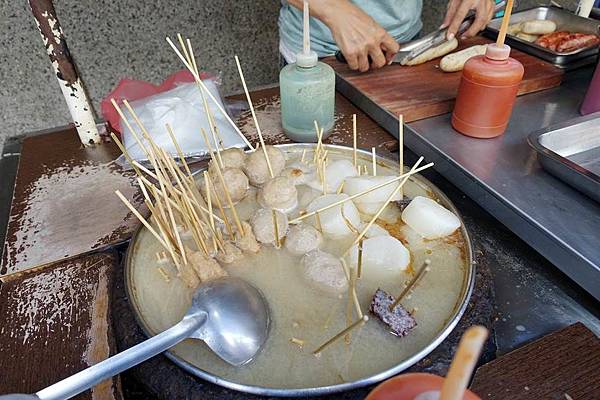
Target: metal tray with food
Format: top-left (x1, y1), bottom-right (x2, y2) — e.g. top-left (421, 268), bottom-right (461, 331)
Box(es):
top-left (485, 6), bottom-right (600, 67)
top-left (528, 113), bottom-right (600, 203)
top-left (125, 143), bottom-right (475, 396)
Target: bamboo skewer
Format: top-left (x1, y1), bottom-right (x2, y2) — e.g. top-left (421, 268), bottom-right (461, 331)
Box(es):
top-left (440, 326), bottom-right (489, 400)
top-left (357, 239), bottom-right (364, 278)
top-left (339, 258), bottom-right (363, 319)
top-left (371, 147), bottom-right (377, 176)
top-left (352, 114), bottom-right (357, 168)
top-left (115, 190), bottom-right (169, 252)
top-left (496, 0), bottom-right (515, 46)
top-left (234, 55), bottom-right (274, 179)
top-left (289, 160), bottom-right (433, 224)
top-left (312, 315), bottom-right (369, 356)
top-left (398, 114), bottom-right (404, 200)
top-left (344, 157), bottom-right (425, 253)
top-left (203, 171), bottom-right (219, 254)
top-left (389, 259), bottom-right (431, 311)
top-left (272, 210), bottom-right (281, 249)
top-left (166, 36), bottom-right (254, 150)
top-left (200, 128), bottom-right (244, 236)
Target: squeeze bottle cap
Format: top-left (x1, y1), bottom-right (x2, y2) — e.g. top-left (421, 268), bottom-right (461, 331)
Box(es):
top-left (296, 50), bottom-right (318, 68)
top-left (485, 43), bottom-right (511, 60)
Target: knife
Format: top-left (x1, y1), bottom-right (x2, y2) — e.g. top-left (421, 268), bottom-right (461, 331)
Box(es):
top-left (334, 0), bottom-right (506, 66)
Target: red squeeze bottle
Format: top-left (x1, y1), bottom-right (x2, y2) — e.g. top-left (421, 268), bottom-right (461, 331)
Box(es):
top-left (452, 44), bottom-right (524, 138)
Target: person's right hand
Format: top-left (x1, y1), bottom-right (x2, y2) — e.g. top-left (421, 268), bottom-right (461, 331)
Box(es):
top-left (322, 1), bottom-right (399, 72)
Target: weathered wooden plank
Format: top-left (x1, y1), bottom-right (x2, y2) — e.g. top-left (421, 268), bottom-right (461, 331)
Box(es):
top-left (324, 36), bottom-right (563, 123)
top-left (1, 127), bottom-right (143, 275)
top-left (470, 322), bottom-right (600, 399)
top-left (0, 252), bottom-right (123, 399)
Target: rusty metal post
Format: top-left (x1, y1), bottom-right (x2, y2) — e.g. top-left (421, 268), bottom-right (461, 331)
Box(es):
top-left (29, 0), bottom-right (101, 146)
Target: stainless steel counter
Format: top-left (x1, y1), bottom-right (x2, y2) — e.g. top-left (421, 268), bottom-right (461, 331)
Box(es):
top-left (337, 67), bottom-right (600, 302)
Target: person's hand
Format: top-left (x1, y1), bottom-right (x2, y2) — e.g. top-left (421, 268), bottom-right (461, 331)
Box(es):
top-left (322, 1), bottom-right (399, 72)
top-left (441, 0), bottom-right (496, 40)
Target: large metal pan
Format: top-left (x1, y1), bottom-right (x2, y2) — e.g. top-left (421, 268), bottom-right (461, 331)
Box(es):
top-left (124, 143), bottom-right (475, 397)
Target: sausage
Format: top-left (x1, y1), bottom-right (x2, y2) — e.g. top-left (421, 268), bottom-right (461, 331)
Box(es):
top-left (401, 38), bottom-right (458, 66)
top-left (521, 20), bottom-right (556, 35)
top-left (556, 33), bottom-right (600, 53)
top-left (535, 31), bottom-right (570, 51)
top-left (440, 44), bottom-right (487, 72)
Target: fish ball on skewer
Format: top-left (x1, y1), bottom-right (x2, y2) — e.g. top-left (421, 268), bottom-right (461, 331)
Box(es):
top-left (216, 241), bottom-right (244, 264)
top-left (250, 208), bottom-right (289, 245)
top-left (257, 176), bottom-right (298, 213)
top-left (281, 161), bottom-right (316, 186)
top-left (209, 147), bottom-right (246, 172)
top-left (348, 236), bottom-right (410, 280)
top-left (306, 194), bottom-right (361, 238)
top-left (401, 196), bottom-right (460, 239)
top-left (300, 250), bottom-right (348, 296)
top-left (188, 249), bottom-right (228, 282)
top-left (285, 223), bottom-right (323, 256)
top-left (200, 167), bottom-right (249, 205)
top-left (243, 145), bottom-right (286, 186)
top-left (234, 220), bottom-right (261, 253)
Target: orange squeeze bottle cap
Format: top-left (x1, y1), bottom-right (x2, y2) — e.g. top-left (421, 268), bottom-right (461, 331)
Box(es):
top-left (485, 43), bottom-right (511, 60)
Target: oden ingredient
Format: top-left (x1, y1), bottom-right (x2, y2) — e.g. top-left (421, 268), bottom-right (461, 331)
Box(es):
top-left (440, 45), bottom-right (487, 72)
top-left (521, 19), bottom-right (556, 35)
top-left (401, 38), bottom-right (458, 66)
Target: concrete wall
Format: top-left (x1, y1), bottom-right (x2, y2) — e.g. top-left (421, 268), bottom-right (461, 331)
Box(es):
top-left (0, 0), bottom-right (567, 152)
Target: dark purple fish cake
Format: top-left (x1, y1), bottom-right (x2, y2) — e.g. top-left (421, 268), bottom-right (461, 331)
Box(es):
top-left (369, 288), bottom-right (417, 337)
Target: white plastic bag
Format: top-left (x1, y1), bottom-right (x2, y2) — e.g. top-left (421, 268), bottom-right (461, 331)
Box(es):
top-left (120, 79), bottom-right (246, 163)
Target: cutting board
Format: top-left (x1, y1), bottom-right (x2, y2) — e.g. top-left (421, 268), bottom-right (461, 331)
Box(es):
top-left (324, 36), bottom-right (563, 122)
top-left (470, 323), bottom-right (600, 399)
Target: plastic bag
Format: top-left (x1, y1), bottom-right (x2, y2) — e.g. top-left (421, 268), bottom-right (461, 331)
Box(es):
top-left (101, 71), bottom-right (248, 165)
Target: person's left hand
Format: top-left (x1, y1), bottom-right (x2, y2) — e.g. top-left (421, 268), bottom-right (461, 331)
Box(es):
top-left (440, 0), bottom-right (496, 40)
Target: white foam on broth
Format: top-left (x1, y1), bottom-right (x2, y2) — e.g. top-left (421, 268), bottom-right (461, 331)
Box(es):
top-left (129, 147), bottom-right (469, 389)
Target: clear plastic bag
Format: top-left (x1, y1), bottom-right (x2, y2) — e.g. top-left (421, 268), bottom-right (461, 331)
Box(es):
top-left (102, 71), bottom-right (248, 166)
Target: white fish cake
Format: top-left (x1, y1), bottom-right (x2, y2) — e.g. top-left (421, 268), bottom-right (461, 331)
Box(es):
top-left (281, 162), bottom-right (316, 186)
top-left (401, 196), bottom-right (460, 239)
top-left (209, 147), bottom-right (246, 173)
top-left (343, 176), bottom-right (403, 204)
top-left (306, 159), bottom-right (358, 193)
top-left (401, 38), bottom-right (458, 66)
top-left (358, 222), bottom-right (390, 238)
top-left (300, 250), bottom-right (348, 296)
top-left (521, 19), bottom-right (556, 35)
top-left (306, 194), bottom-right (361, 238)
top-left (348, 236), bottom-right (410, 280)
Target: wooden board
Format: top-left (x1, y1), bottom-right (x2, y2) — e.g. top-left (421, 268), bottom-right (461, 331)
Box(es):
top-left (0, 127), bottom-right (144, 276)
top-left (324, 36), bottom-right (564, 122)
top-left (0, 252), bottom-right (123, 399)
top-left (470, 322), bottom-right (600, 399)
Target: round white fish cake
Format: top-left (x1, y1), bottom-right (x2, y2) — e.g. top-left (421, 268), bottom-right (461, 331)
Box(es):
top-left (250, 208), bottom-right (289, 245)
top-left (306, 159), bottom-right (358, 193)
top-left (257, 176), bottom-right (298, 213)
top-left (243, 146), bottom-right (286, 187)
top-left (306, 194), bottom-right (361, 238)
top-left (348, 235), bottom-right (410, 280)
top-left (401, 196), bottom-right (460, 239)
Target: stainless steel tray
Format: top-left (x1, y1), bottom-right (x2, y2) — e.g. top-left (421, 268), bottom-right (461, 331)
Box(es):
top-left (528, 112), bottom-right (600, 203)
top-left (485, 6), bottom-right (600, 68)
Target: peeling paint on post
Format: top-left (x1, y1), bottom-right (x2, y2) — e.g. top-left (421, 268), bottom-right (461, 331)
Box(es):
top-left (29, 0), bottom-right (101, 146)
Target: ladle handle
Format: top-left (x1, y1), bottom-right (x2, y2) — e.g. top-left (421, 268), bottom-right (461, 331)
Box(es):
top-left (35, 313), bottom-right (206, 400)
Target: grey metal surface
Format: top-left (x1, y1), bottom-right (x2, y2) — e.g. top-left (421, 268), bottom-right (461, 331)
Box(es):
top-left (485, 6), bottom-right (600, 67)
top-left (124, 143), bottom-right (476, 397)
top-left (335, 67), bottom-right (600, 301)
top-left (528, 112), bottom-right (600, 203)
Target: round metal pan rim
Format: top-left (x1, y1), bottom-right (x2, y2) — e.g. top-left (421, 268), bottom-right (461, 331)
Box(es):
top-left (125, 143), bottom-right (475, 397)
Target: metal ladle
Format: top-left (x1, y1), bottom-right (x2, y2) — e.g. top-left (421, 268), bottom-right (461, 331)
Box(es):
top-left (1, 277), bottom-right (270, 400)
